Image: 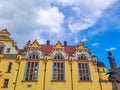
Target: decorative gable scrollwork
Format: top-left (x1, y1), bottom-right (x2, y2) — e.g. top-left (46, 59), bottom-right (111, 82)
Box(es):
top-left (78, 54), bottom-right (88, 60)
top-left (73, 42), bottom-right (92, 60)
top-left (23, 40), bottom-right (43, 59)
top-left (54, 52), bottom-right (64, 59)
top-left (25, 49), bottom-right (43, 59)
top-left (49, 41), bottom-right (68, 60)
top-left (74, 51), bottom-right (91, 60)
top-left (49, 50), bottom-right (68, 60)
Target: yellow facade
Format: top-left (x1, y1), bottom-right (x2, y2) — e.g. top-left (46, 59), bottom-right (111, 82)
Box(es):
top-left (0, 29), bottom-right (112, 90)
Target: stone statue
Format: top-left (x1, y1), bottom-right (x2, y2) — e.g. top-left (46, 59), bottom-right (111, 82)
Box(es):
top-left (107, 51), bottom-right (120, 90)
top-left (107, 52), bottom-right (117, 69)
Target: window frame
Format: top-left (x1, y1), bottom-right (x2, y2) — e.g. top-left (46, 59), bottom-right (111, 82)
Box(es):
top-left (54, 53), bottom-right (64, 60)
top-left (52, 62), bottom-right (65, 81)
top-left (3, 79), bottom-right (9, 88)
top-left (28, 52), bottom-right (39, 59)
top-left (0, 45), bottom-right (5, 54)
top-left (78, 63), bottom-right (91, 81)
top-left (24, 62), bottom-right (39, 81)
top-left (7, 62), bottom-right (12, 73)
top-left (6, 48), bottom-right (11, 53)
top-left (78, 54), bottom-right (88, 60)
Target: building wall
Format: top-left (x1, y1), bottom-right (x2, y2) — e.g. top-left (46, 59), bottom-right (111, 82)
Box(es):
top-left (0, 29), bottom-right (112, 90)
top-left (0, 59), bottom-right (18, 90)
top-left (0, 58), bottom-right (112, 90)
top-left (0, 59), bottom-right (112, 90)
top-left (3, 42), bottom-right (18, 54)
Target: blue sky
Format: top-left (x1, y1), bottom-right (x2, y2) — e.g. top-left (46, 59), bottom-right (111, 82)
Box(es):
top-left (0, 0), bottom-right (120, 69)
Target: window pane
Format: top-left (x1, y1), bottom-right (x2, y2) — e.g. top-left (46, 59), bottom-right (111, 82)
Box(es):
top-left (31, 62), bottom-right (34, 68)
top-left (78, 63), bottom-right (90, 81)
top-left (27, 62), bottom-right (30, 68)
top-left (58, 63), bottom-right (60, 68)
top-left (61, 63), bottom-right (63, 68)
top-left (30, 74), bottom-right (33, 80)
top-left (24, 62), bottom-right (39, 80)
top-left (0, 46), bottom-right (4, 54)
top-left (35, 62), bottom-right (38, 68)
top-left (7, 62), bottom-right (12, 72)
top-left (53, 62), bottom-right (65, 80)
top-left (3, 79), bottom-right (9, 88)
top-left (82, 63), bottom-right (84, 69)
top-left (54, 53), bottom-right (64, 59)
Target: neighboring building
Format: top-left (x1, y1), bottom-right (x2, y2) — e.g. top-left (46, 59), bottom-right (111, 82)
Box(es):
top-left (0, 29), bottom-right (112, 90)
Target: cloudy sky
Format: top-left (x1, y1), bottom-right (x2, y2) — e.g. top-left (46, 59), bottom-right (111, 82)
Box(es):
top-left (0, 0), bottom-right (120, 68)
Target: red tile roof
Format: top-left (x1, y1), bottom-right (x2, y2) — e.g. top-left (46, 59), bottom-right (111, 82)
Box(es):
top-left (41, 45), bottom-right (76, 55)
top-left (64, 46), bottom-right (76, 55)
top-left (41, 45), bottom-right (53, 55)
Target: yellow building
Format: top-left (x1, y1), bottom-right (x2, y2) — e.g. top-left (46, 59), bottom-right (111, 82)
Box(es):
top-left (0, 29), bottom-right (112, 90)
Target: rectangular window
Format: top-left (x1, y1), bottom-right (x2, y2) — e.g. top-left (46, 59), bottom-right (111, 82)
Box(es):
top-left (3, 79), bottom-right (9, 88)
top-left (78, 63), bottom-right (91, 81)
top-left (0, 45), bottom-right (4, 54)
top-left (24, 62), bottom-right (39, 80)
top-left (7, 62), bottom-right (12, 72)
top-left (52, 62), bottom-right (65, 80)
top-left (6, 48), bottom-right (11, 53)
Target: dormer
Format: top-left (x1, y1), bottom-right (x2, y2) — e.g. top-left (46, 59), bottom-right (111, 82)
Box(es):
top-left (53, 41), bottom-right (64, 50)
top-left (29, 39), bottom-right (40, 49)
top-left (23, 40), bottom-right (43, 59)
top-left (49, 41), bottom-right (68, 59)
top-left (0, 29), bottom-right (10, 37)
top-left (76, 42), bottom-right (89, 52)
top-left (0, 29), bottom-right (18, 55)
top-left (74, 42), bottom-right (91, 60)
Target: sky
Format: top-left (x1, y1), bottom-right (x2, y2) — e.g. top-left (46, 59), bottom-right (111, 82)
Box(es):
top-left (0, 0), bottom-right (120, 69)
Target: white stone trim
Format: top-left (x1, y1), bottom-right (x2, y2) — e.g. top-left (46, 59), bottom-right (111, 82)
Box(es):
top-left (49, 50), bottom-right (68, 59)
top-left (73, 51), bottom-right (91, 60)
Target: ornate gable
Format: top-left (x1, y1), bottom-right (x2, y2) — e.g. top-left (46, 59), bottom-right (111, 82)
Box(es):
top-left (0, 29), bottom-right (12, 42)
top-left (53, 41), bottom-right (64, 50)
top-left (0, 29), bottom-right (18, 54)
top-left (74, 42), bottom-right (91, 60)
top-left (29, 39), bottom-right (40, 49)
top-left (76, 42), bottom-right (90, 53)
top-left (0, 29), bottom-right (10, 36)
top-left (49, 41), bottom-right (68, 59)
top-left (23, 40), bottom-right (43, 59)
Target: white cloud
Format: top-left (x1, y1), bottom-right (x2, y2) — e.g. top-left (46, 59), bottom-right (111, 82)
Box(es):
top-left (36, 7), bottom-right (64, 33)
top-left (0, 0), bottom-right (66, 48)
top-left (106, 47), bottom-right (116, 51)
top-left (0, 0), bottom-right (118, 48)
top-left (92, 42), bottom-right (100, 47)
top-left (81, 37), bottom-right (87, 42)
top-left (54, 0), bottom-right (117, 32)
top-left (68, 17), bottom-right (96, 33)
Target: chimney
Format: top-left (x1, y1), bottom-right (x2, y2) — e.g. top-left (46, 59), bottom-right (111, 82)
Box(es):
top-left (64, 41), bottom-right (67, 46)
top-left (46, 40), bottom-right (50, 45)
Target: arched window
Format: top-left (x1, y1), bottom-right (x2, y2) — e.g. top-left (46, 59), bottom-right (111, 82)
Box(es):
top-left (54, 53), bottom-right (64, 59)
top-left (29, 52), bottom-right (39, 59)
top-left (78, 54), bottom-right (88, 60)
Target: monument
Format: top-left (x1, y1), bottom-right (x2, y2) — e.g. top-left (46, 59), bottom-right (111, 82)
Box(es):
top-left (107, 52), bottom-right (120, 90)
